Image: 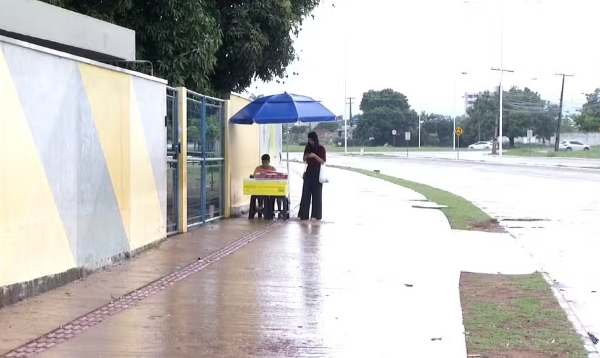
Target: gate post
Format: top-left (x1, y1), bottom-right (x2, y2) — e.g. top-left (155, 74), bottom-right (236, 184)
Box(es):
top-left (223, 98), bottom-right (231, 218)
top-left (177, 87), bottom-right (188, 233)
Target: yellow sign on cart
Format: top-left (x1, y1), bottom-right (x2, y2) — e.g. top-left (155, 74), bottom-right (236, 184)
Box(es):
top-left (243, 179), bottom-right (289, 196)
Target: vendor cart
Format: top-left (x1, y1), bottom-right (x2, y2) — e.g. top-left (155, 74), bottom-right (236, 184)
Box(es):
top-left (229, 92), bottom-right (336, 219)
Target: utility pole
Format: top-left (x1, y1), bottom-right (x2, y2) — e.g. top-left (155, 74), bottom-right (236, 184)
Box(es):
top-left (491, 67), bottom-right (514, 160)
top-left (346, 97), bottom-right (355, 154)
top-left (554, 73), bottom-right (574, 152)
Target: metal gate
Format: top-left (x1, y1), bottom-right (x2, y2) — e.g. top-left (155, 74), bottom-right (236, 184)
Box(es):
top-left (186, 90), bottom-right (226, 228)
top-left (166, 87), bottom-right (179, 235)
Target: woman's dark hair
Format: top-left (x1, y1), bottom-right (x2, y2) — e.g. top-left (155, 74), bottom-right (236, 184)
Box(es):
top-left (307, 131), bottom-right (320, 150)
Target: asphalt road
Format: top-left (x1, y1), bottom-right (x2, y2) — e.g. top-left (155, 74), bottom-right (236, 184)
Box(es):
top-left (307, 153), bottom-right (600, 340)
top-left (352, 150), bottom-right (600, 169)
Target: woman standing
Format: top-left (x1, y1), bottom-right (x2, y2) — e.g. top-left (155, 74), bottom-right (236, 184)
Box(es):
top-left (299, 131), bottom-right (326, 221)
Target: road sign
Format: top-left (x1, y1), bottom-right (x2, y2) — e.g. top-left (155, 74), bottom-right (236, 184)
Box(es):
top-left (405, 132), bottom-right (411, 141)
top-left (527, 129), bottom-right (533, 138)
top-left (392, 129), bottom-right (397, 136)
top-left (455, 127), bottom-right (463, 136)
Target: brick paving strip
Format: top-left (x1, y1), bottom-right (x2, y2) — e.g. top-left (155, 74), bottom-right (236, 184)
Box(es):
top-left (1, 221), bottom-right (284, 358)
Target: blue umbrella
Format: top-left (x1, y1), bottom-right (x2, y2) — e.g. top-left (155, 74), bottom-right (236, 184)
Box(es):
top-left (229, 92), bottom-right (336, 124)
top-left (229, 92), bottom-right (336, 212)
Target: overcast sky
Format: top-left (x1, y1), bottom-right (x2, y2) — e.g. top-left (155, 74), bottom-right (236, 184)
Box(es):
top-left (249, 0), bottom-right (600, 118)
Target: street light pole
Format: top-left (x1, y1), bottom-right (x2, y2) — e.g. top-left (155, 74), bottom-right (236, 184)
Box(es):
top-left (343, 38), bottom-right (348, 155)
top-left (490, 0), bottom-right (513, 161)
top-left (453, 81), bottom-right (456, 151)
top-left (491, 67), bottom-right (514, 160)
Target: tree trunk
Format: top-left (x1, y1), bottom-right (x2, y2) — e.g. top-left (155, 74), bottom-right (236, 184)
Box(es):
top-left (509, 136), bottom-right (515, 148)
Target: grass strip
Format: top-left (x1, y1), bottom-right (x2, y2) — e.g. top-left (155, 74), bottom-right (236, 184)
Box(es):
top-left (328, 165), bottom-right (498, 231)
top-left (507, 146), bottom-right (600, 159)
top-left (460, 273), bottom-right (587, 358)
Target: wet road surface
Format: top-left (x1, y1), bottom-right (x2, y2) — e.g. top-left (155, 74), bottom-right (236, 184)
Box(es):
top-left (1, 165), bottom-right (468, 357)
top-left (321, 153), bottom-right (600, 339)
top-left (365, 150), bottom-right (600, 169)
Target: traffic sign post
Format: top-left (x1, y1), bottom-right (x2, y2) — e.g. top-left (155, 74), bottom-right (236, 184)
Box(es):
top-left (455, 127), bottom-right (463, 160)
top-left (392, 129), bottom-right (397, 147)
top-left (527, 129), bottom-right (533, 157)
top-left (405, 132), bottom-right (411, 157)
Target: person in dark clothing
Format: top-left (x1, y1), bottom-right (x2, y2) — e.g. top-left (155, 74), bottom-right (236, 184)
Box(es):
top-left (299, 131), bottom-right (326, 221)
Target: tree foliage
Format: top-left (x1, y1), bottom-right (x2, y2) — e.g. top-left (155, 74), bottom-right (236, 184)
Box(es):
top-left (461, 87), bottom-right (556, 147)
top-left (574, 88), bottom-right (600, 132)
top-left (354, 89), bottom-right (417, 146)
top-left (43, 0), bottom-right (321, 95)
top-left (314, 121), bottom-right (340, 132)
top-left (419, 113), bottom-right (454, 147)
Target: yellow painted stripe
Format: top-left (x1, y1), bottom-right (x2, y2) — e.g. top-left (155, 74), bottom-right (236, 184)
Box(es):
top-left (78, 63), bottom-right (132, 243)
top-left (128, 78), bottom-right (165, 248)
top-left (177, 87), bottom-right (188, 232)
top-left (0, 46), bottom-right (76, 286)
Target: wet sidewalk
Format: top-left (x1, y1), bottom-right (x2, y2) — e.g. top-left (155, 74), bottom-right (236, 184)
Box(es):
top-left (0, 164), bottom-right (467, 358)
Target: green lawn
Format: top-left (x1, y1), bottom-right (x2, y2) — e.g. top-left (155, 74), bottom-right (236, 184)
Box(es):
top-left (285, 145), bottom-right (452, 153)
top-left (461, 273), bottom-right (587, 358)
top-left (506, 145), bottom-right (600, 159)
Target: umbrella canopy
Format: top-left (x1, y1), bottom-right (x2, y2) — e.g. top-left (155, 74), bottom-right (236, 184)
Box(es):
top-left (229, 92), bottom-right (336, 125)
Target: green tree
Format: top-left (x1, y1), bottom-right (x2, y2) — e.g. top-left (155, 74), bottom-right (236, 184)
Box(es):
top-left (354, 89), bottom-right (417, 146)
top-left (188, 126), bottom-right (201, 150)
top-left (464, 91), bottom-right (498, 144)
top-left (43, 0), bottom-right (321, 95)
top-left (463, 87), bottom-right (555, 148)
top-left (314, 122), bottom-right (340, 132)
top-left (419, 113), bottom-right (454, 147)
top-left (574, 89), bottom-right (600, 132)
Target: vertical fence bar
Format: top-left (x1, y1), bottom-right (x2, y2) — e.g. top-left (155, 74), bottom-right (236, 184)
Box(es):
top-left (173, 90), bottom-right (179, 233)
top-left (177, 87), bottom-right (188, 233)
top-left (200, 96), bottom-right (207, 224)
top-left (220, 101), bottom-right (226, 218)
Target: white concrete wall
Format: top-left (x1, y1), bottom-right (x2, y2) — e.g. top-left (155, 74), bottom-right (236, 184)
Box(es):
top-left (0, 0), bottom-right (135, 60)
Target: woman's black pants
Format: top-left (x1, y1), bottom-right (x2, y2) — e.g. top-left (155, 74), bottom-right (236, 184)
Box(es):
top-left (299, 166), bottom-right (322, 220)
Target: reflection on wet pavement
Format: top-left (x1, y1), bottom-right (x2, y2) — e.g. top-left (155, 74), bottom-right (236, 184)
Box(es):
top-left (322, 153), bottom-right (600, 341)
top-left (1, 165), bottom-right (474, 357)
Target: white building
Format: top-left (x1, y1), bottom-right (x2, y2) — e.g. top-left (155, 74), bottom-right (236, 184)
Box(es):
top-left (464, 92), bottom-right (479, 113)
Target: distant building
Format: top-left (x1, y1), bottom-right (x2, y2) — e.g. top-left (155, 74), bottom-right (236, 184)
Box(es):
top-left (335, 125), bottom-right (354, 143)
top-left (464, 92), bottom-right (479, 113)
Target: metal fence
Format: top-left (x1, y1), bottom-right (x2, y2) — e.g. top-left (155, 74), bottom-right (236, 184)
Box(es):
top-left (166, 86), bottom-right (179, 235)
top-left (186, 90), bottom-right (226, 228)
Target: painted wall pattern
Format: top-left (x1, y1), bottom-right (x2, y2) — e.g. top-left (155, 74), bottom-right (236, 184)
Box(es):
top-left (0, 40), bottom-right (167, 287)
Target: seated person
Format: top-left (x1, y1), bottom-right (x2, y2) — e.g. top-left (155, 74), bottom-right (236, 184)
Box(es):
top-left (254, 154), bottom-right (277, 174)
top-left (253, 154), bottom-right (283, 215)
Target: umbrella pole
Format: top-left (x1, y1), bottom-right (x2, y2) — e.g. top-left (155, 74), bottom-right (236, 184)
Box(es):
top-left (286, 123), bottom-right (291, 208)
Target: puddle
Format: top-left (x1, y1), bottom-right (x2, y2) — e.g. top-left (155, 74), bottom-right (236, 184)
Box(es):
top-left (502, 218), bottom-right (549, 222)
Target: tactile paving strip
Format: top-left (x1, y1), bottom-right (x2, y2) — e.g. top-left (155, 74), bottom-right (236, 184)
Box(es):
top-left (1, 221), bottom-right (284, 358)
